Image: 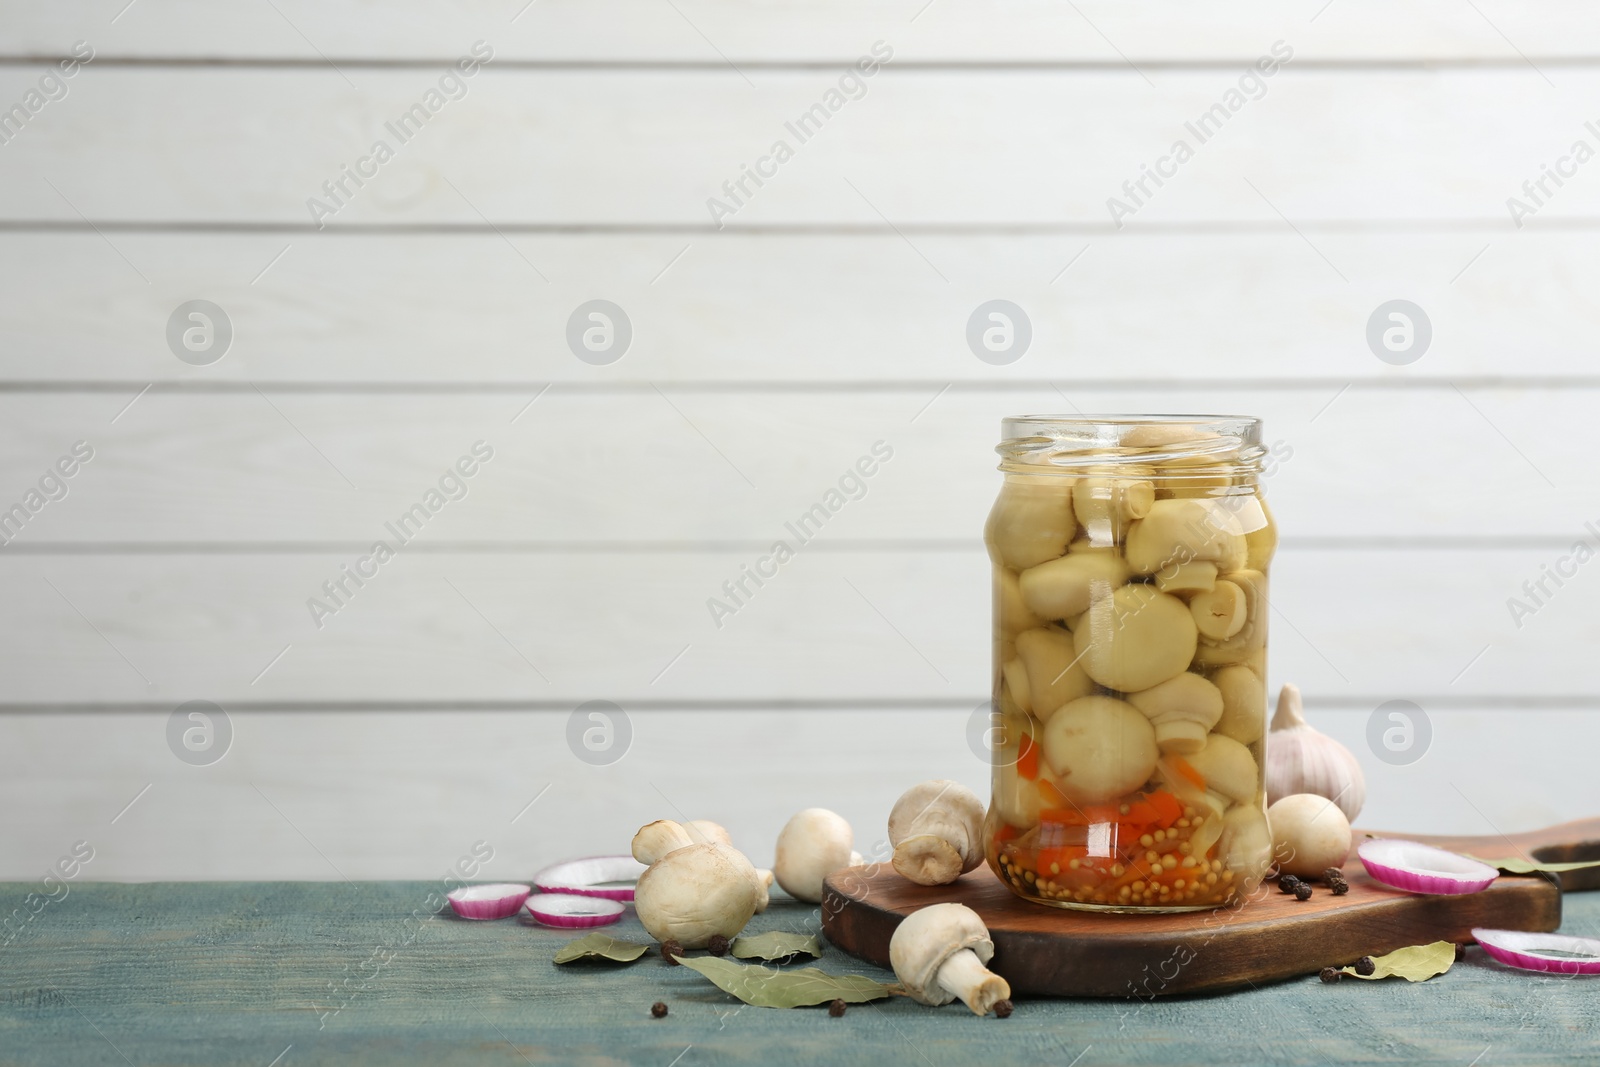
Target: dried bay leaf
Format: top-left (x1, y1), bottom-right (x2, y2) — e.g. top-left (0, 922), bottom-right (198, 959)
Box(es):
top-left (730, 931), bottom-right (823, 962)
top-left (676, 956), bottom-right (897, 1008)
top-left (552, 932), bottom-right (651, 964)
top-left (1342, 941), bottom-right (1456, 982)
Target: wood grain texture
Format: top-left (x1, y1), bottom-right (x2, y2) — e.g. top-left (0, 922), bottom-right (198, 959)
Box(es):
top-left (0, 881), bottom-right (1594, 1067)
top-left (3, 231), bottom-right (1598, 383)
top-left (821, 848), bottom-right (1565, 996)
top-left (7, 1), bottom-right (1599, 62)
top-left (5, 68), bottom-right (1600, 224)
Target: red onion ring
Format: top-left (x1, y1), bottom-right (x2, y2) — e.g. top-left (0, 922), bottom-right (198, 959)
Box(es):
top-left (524, 893), bottom-right (625, 928)
top-left (1473, 928), bottom-right (1600, 975)
top-left (1357, 839), bottom-right (1498, 895)
top-left (446, 883), bottom-right (531, 920)
top-left (533, 855), bottom-right (646, 902)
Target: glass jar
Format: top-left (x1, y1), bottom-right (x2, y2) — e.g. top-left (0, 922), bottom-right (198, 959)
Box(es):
top-left (983, 415), bottom-right (1276, 912)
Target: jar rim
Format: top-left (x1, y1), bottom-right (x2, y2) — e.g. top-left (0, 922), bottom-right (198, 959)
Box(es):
top-left (997, 413), bottom-right (1265, 471)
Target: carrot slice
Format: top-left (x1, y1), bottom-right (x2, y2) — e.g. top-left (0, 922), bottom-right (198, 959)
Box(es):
top-left (1016, 735), bottom-right (1039, 780)
top-left (1144, 790), bottom-right (1184, 828)
top-left (1169, 756), bottom-right (1207, 791)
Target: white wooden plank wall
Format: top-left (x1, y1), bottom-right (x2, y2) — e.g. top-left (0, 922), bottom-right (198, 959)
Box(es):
top-left (1, 2), bottom-right (1598, 880)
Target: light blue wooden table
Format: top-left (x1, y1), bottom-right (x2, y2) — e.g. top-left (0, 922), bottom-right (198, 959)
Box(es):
top-left (1, 882), bottom-right (1595, 1066)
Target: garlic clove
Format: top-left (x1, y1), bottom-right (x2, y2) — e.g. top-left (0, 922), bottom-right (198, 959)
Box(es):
top-left (1264, 683), bottom-right (1367, 822)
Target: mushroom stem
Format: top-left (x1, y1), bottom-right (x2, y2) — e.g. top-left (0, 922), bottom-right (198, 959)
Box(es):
top-left (935, 949), bottom-right (1011, 1016)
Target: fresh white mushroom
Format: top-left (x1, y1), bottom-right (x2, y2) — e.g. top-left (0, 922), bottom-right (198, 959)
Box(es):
top-left (1073, 584), bottom-right (1198, 692)
top-left (1017, 551), bottom-right (1129, 621)
top-left (889, 903), bottom-right (1011, 1015)
top-left (985, 477), bottom-right (1076, 571)
top-left (632, 819), bottom-right (771, 912)
top-left (1211, 664), bottom-right (1266, 746)
top-left (1040, 695), bottom-right (1159, 805)
top-left (1123, 498), bottom-right (1247, 576)
top-left (631, 819), bottom-right (695, 865)
top-left (1185, 734), bottom-right (1259, 807)
top-left (887, 780), bottom-right (986, 886)
top-left (772, 808), bottom-right (857, 904)
top-left (1267, 793), bottom-right (1353, 878)
top-left (1014, 627), bottom-right (1094, 720)
top-left (1127, 672), bottom-right (1224, 754)
top-left (633, 841), bottom-right (761, 948)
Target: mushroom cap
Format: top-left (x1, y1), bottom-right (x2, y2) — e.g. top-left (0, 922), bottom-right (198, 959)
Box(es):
top-left (632, 819), bottom-right (694, 866)
top-left (1186, 733), bottom-right (1259, 806)
top-left (889, 903), bottom-right (997, 1006)
top-left (887, 780), bottom-right (987, 885)
top-left (633, 842), bottom-right (760, 949)
top-left (1040, 695), bottom-right (1159, 805)
top-left (773, 808), bottom-right (855, 904)
top-left (887, 780), bottom-right (984, 850)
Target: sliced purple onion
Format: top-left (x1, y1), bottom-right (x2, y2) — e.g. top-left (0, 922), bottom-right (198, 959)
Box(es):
top-left (533, 855), bottom-right (646, 902)
top-left (1357, 839), bottom-right (1498, 895)
top-left (1473, 928), bottom-right (1600, 975)
top-left (446, 883), bottom-right (532, 920)
top-left (524, 892), bottom-right (625, 928)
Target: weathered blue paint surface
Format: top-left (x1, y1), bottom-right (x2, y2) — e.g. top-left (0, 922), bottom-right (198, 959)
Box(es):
top-left (0, 882), bottom-right (1594, 1065)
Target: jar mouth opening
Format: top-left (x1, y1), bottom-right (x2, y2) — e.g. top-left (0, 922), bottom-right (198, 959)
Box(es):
top-left (997, 413), bottom-right (1265, 472)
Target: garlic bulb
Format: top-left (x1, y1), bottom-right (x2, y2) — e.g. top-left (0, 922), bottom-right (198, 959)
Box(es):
top-left (1264, 683), bottom-right (1366, 822)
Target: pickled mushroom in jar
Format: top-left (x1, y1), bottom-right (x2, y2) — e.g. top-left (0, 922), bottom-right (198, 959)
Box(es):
top-left (985, 417), bottom-right (1275, 911)
top-left (1073, 584), bottom-right (1197, 693)
top-left (1040, 696), bottom-right (1159, 806)
top-left (986, 476), bottom-right (1076, 571)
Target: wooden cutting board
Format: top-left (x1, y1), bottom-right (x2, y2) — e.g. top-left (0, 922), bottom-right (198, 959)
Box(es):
top-left (821, 818), bottom-right (1600, 997)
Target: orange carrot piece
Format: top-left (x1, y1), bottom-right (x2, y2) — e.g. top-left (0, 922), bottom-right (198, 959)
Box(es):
top-left (1145, 790), bottom-right (1184, 828)
top-left (1169, 757), bottom-right (1206, 791)
top-left (1016, 735), bottom-right (1039, 780)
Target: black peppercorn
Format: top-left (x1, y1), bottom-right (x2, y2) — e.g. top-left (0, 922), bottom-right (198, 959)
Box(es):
top-left (660, 939), bottom-right (684, 965)
top-left (1293, 883), bottom-right (1313, 901)
top-left (994, 999), bottom-right (1014, 1018)
top-left (1319, 967), bottom-right (1341, 983)
top-left (1354, 956), bottom-right (1376, 976)
top-left (707, 934), bottom-right (731, 957)
top-left (1279, 875), bottom-right (1301, 894)
top-left (828, 999), bottom-right (847, 1018)
top-left (1322, 867), bottom-right (1344, 883)
top-left (1329, 880), bottom-right (1349, 896)
top-left (651, 1002), bottom-right (668, 1019)
top-left (1455, 942), bottom-right (1467, 961)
